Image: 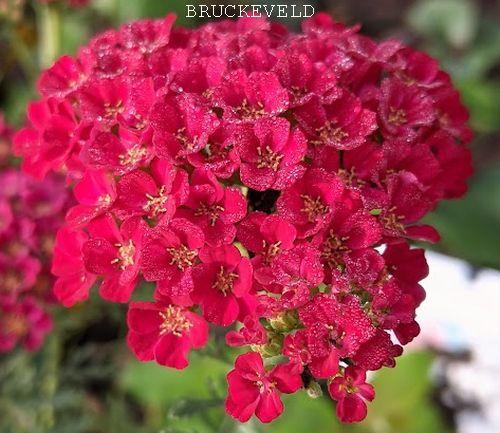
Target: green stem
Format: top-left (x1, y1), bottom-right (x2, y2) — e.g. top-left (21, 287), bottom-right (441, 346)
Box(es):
top-left (37, 3), bottom-right (61, 68)
top-left (37, 333), bottom-right (60, 432)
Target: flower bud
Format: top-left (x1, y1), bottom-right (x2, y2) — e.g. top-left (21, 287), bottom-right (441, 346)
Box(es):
top-left (268, 310), bottom-right (299, 333)
top-left (306, 381), bottom-right (323, 399)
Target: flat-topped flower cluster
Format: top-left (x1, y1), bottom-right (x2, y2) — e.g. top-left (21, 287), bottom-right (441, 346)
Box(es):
top-left (14, 13), bottom-right (472, 423)
top-left (0, 128), bottom-right (72, 352)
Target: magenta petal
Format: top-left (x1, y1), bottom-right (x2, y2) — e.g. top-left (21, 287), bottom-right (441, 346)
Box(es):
top-left (255, 391), bottom-right (284, 423)
top-left (127, 330), bottom-right (157, 362)
top-left (127, 301), bottom-right (162, 334)
top-left (202, 290), bottom-right (239, 326)
top-left (154, 333), bottom-right (191, 369)
top-left (336, 394), bottom-right (368, 423)
top-left (225, 394), bottom-right (259, 423)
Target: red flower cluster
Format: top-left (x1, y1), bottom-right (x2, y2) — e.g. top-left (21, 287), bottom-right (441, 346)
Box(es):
top-left (0, 163), bottom-right (72, 353)
top-left (14, 13), bottom-right (472, 423)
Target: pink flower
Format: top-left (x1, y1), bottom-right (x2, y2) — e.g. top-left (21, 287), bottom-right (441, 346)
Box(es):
top-left (77, 77), bottom-right (155, 129)
top-left (432, 86), bottom-right (472, 143)
top-left (295, 92), bottom-right (377, 150)
top-left (0, 256), bottom-right (41, 302)
top-left (277, 168), bottom-right (344, 238)
top-left (170, 55), bottom-right (226, 94)
top-left (225, 352), bottom-right (303, 423)
top-left (312, 190), bottom-right (381, 276)
top-left (423, 131), bottom-right (473, 199)
top-left (187, 126), bottom-right (240, 179)
top-left (151, 94), bottom-right (219, 161)
top-left (283, 330), bottom-right (312, 366)
top-left (38, 55), bottom-right (87, 98)
top-left (237, 212), bottom-right (296, 286)
top-left (115, 158), bottom-right (188, 223)
top-left (378, 78), bottom-right (435, 139)
top-left (52, 227), bottom-right (96, 307)
top-left (13, 99), bottom-right (77, 178)
top-left (126, 299), bottom-right (208, 369)
top-left (363, 171), bottom-right (438, 242)
top-left (353, 329), bottom-right (403, 370)
top-left (299, 294), bottom-right (375, 378)
top-left (328, 366), bottom-right (375, 423)
top-left (176, 168), bottom-right (246, 246)
top-left (269, 245), bottom-right (324, 309)
top-left (81, 127), bottom-right (154, 175)
top-left (235, 118), bottom-right (307, 191)
top-left (82, 215), bottom-right (147, 302)
top-left (65, 169), bottom-right (116, 228)
top-left (192, 244), bottom-right (253, 326)
top-left (273, 51), bottom-right (340, 107)
top-left (213, 70), bottom-right (289, 123)
top-left (0, 167), bottom-right (71, 353)
top-left (0, 297), bottom-right (53, 353)
top-left (141, 218), bottom-right (204, 304)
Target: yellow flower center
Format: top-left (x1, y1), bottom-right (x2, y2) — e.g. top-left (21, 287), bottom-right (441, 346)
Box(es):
top-left (159, 305), bottom-right (192, 337)
top-left (111, 240), bottom-right (136, 270)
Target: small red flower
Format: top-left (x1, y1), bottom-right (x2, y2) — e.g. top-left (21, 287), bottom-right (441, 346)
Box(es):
top-left (277, 168), bottom-right (344, 238)
top-left (115, 158), bottom-right (188, 222)
top-left (0, 167), bottom-right (71, 353)
top-left (312, 190), bottom-right (381, 276)
top-left (141, 218), bottom-right (204, 304)
top-left (192, 244), bottom-right (253, 326)
top-left (274, 51), bottom-right (340, 107)
top-left (81, 127), bottom-right (154, 175)
top-left (176, 168), bottom-right (246, 246)
top-left (38, 55), bottom-right (87, 98)
top-left (65, 169), bottom-right (116, 228)
top-left (237, 212), bottom-right (296, 287)
top-left (226, 315), bottom-right (267, 347)
top-left (295, 92), bottom-right (377, 150)
top-left (363, 171), bottom-right (438, 242)
top-left (378, 77), bottom-right (435, 139)
top-left (0, 297), bottom-right (53, 353)
top-left (213, 70), bottom-right (289, 123)
top-left (235, 118), bottom-right (307, 191)
top-left (151, 93), bottom-right (219, 161)
top-left (187, 126), bottom-right (240, 179)
top-left (269, 245), bottom-right (324, 309)
top-left (299, 294), bottom-right (375, 378)
top-left (0, 256), bottom-right (41, 302)
top-left (127, 299), bottom-right (208, 369)
top-left (82, 214), bottom-right (147, 302)
top-left (225, 352), bottom-right (303, 423)
top-left (328, 366), bottom-right (375, 423)
top-left (14, 99), bottom-right (77, 178)
top-left (52, 227), bottom-right (97, 307)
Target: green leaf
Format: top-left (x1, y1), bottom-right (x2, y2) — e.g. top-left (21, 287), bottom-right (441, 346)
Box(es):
top-left (98, 0), bottom-right (198, 26)
top-left (408, 0), bottom-right (479, 49)
top-left (456, 80), bottom-right (500, 132)
top-left (425, 166), bottom-right (500, 269)
top-left (121, 352), bottom-right (229, 407)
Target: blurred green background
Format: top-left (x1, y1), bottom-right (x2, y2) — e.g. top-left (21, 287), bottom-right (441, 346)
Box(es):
top-left (0, 1), bottom-right (499, 432)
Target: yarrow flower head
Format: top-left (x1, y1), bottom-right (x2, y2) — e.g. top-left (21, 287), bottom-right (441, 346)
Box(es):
top-left (0, 150), bottom-right (72, 352)
top-left (14, 12), bottom-right (472, 424)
